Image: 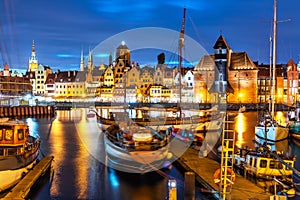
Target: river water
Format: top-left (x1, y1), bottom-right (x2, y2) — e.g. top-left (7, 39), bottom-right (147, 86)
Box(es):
top-left (14, 109), bottom-right (300, 199)
top-left (25, 109), bottom-right (211, 200)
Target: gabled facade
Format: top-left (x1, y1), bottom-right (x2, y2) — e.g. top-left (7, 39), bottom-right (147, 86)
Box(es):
top-left (35, 64), bottom-right (52, 96)
top-left (103, 67), bottom-right (114, 87)
top-left (54, 71), bottom-right (86, 98)
top-left (287, 59), bottom-right (298, 105)
top-left (139, 66), bottom-right (154, 96)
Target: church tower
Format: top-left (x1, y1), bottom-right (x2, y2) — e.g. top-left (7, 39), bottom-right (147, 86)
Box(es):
top-left (87, 48), bottom-right (94, 71)
top-left (28, 40), bottom-right (38, 72)
top-left (115, 41), bottom-right (130, 66)
top-left (80, 49), bottom-right (84, 71)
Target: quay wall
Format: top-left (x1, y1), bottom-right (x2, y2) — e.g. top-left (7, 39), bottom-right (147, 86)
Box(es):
top-left (52, 101), bottom-right (293, 111)
top-left (0, 105), bottom-right (55, 118)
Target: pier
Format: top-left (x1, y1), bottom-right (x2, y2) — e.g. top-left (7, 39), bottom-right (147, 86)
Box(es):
top-left (0, 105), bottom-right (55, 118)
top-left (3, 156), bottom-right (54, 200)
top-left (176, 148), bottom-right (271, 200)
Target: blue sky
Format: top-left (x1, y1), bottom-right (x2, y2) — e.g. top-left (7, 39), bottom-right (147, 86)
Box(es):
top-left (0, 0), bottom-right (299, 72)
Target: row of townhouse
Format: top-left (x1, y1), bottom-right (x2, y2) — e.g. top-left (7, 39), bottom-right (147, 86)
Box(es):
top-left (2, 36), bottom-right (299, 105)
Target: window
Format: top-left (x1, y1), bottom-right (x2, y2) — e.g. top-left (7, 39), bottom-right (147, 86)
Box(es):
top-left (5, 129), bottom-right (13, 140)
top-left (260, 160), bottom-right (267, 168)
top-left (18, 129), bottom-right (24, 140)
top-left (0, 129), bottom-right (2, 140)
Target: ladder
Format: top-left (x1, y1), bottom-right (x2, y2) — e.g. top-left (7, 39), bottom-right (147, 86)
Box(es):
top-left (219, 113), bottom-right (236, 200)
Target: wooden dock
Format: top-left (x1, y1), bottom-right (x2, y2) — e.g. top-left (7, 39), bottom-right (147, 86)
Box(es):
top-left (177, 148), bottom-right (271, 200)
top-left (3, 156), bottom-right (54, 200)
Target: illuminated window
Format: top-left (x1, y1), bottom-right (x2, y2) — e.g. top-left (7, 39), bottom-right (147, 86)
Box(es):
top-left (0, 129), bottom-right (2, 140)
top-left (18, 129), bottom-right (24, 140)
top-left (5, 129), bottom-right (13, 140)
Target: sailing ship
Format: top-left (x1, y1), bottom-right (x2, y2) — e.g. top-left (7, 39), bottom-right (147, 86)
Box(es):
top-left (254, 0), bottom-right (289, 152)
top-left (0, 118), bottom-right (40, 192)
top-left (103, 122), bottom-right (171, 173)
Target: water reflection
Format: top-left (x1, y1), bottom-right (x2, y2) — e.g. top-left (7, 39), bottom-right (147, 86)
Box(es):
top-left (235, 113), bottom-right (246, 149)
top-left (25, 109), bottom-right (298, 199)
top-left (25, 110), bottom-right (208, 200)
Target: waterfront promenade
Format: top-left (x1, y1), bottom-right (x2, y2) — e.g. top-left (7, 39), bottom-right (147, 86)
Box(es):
top-left (177, 148), bottom-right (271, 200)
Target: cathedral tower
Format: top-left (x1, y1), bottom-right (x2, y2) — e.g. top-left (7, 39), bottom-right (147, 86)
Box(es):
top-left (28, 40), bottom-right (38, 72)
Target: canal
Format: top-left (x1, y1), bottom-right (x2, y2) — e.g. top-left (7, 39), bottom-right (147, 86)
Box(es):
top-left (15, 109), bottom-right (300, 199)
top-left (26, 109), bottom-right (210, 200)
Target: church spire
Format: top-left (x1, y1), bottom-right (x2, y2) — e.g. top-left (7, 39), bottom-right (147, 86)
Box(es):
top-left (109, 51), bottom-right (112, 66)
top-left (32, 40), bottom-right (35, 52)
top-left (28, 40), bottom-right (38, 72)
top-left (87, 47), bottom-right (93, 70)
top-left (80, 48), bottom-right (84, 71)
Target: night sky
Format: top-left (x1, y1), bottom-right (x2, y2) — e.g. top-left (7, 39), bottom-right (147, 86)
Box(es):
top-left (0, 0), bottom-right (299, 72)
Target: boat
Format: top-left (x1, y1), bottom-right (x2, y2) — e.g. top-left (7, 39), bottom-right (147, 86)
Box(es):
top-left (255, 112), bottom-right (289, 151)
top-left (86, 110), bottom-right (96, 119)
top-left (103, 122), bottom-right (171, 173)
top-left (233, 145), bottom-right (296, 197)
top-left (254, 0), bottom-right (289, 152)
top-left (289, 120), bottom-right (300, 140)
top-left (288, 108), bottom-right (300, 143)
top-left (0, 118), bottom-right (40, 192)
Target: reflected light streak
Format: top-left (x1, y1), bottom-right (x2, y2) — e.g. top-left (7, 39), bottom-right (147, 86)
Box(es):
top-left (49, 119), bottom-right (65, 197)
top-left (235, 113), bottom-right (246, 148)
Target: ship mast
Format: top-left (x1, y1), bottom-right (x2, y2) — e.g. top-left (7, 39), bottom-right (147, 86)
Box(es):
top-left (271, 0), bottom-right (277, 117)
top-left (178, 7), bottom-right (186, 116)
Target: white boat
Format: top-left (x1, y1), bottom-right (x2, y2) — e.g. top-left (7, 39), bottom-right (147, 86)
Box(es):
top-left (255, 113), bottom-right (289, 152)
top-left (103, 123), bottom-right (171, 173)
top-left (0, 118), bottom-right (40, 192)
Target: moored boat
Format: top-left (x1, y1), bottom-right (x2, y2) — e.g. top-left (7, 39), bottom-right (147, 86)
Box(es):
top-left (103, 123), bottom-right (171, 173)
top-left (288, 120), bottom-right (300, 141)
top-left (0, 118), bottom-right (40, 192)
top-left (233, 146), bottom-right (295, 196)
top-left (255, 112), bottom-right (289, 152)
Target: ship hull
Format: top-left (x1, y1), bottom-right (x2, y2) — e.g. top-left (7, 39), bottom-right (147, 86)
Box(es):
top-left (255, 126), bottom-right (289, 152)
top-left (0, 149), bottom-right (39, 192)
top-left (104, 135), bottom-right (170, 173)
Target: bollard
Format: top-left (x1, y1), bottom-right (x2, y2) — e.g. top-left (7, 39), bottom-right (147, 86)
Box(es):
top-left (184, 172), bottom-right (195, 200)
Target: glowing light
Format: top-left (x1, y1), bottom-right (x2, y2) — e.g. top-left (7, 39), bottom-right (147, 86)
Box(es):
top-left (168, 180), bottom-right (177, 188)
top-left (109, 170), bottom-right (119, 187)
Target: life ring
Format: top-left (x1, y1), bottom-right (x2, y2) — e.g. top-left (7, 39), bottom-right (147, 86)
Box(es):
top-left (213, 168), bottom-right (236, 186)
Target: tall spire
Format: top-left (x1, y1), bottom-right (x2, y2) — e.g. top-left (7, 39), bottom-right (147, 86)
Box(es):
top-left (87, 47), bottom-right (93, 70)
top-left (80, 48), bottom-right (84, 71)
top-left (28, 40), bottom-right (38, 72)
top-left (32, 40), bottom-right (35, 52)
top-left (109, 51), bottom-right (112, 66)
